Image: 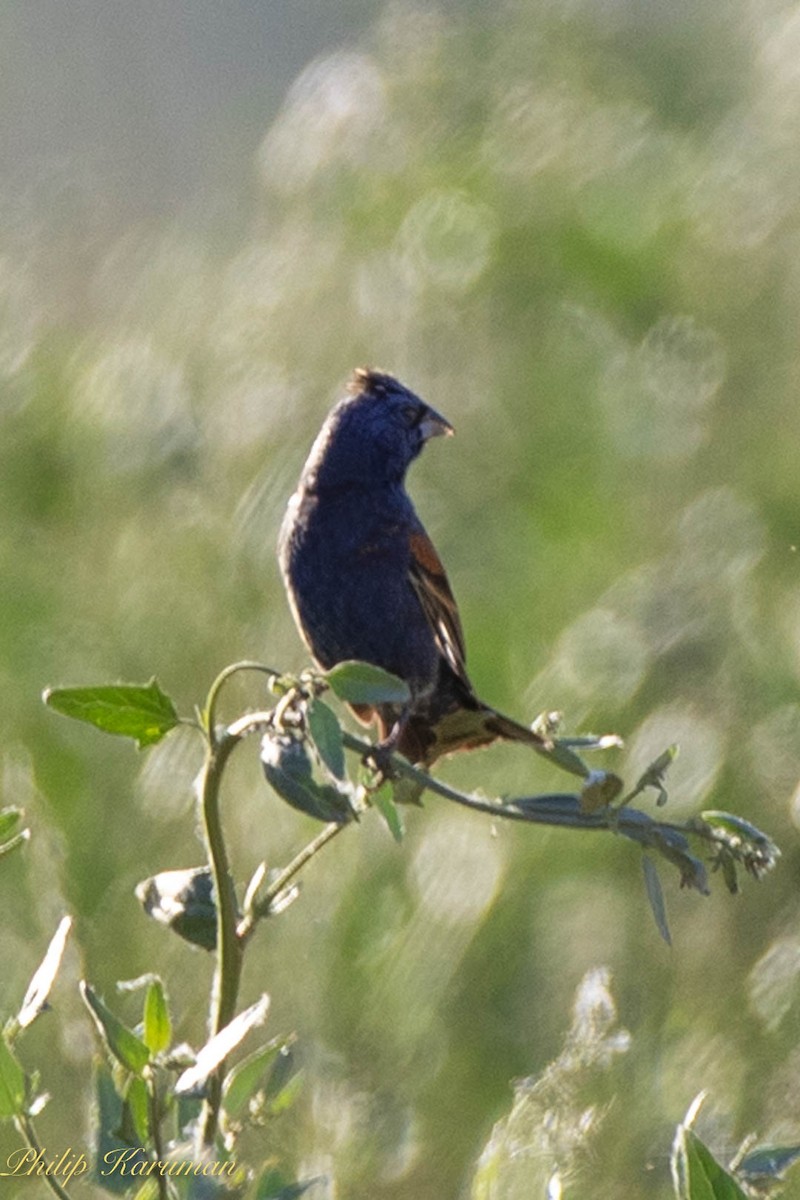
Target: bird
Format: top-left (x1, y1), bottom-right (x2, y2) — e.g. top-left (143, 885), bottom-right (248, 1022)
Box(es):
top-left (278, 367), bottom-right (549, 767)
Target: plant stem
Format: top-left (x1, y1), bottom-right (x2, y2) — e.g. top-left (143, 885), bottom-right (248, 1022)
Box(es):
top-left (238, 821), bottom-right (347, 941)
top-left (204, 661), bottom-right (282, 737)
top-left (196, 728), bottom-right (244, 1150)
top-left (147, 1071), bottom-right (169, 1200)
top-left (14, 1112), bottom-right (74, 1200)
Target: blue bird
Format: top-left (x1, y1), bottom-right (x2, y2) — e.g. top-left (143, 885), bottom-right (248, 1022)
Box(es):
top-left (279, 367), bottom-right (547, 766)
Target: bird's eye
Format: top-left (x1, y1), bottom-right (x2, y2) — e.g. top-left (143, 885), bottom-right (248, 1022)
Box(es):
top-left (400, 404), bottom-right (422, 427)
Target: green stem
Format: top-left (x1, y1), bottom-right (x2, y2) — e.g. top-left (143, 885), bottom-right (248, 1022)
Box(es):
top-left (147, 1071), bottom-right (169, 1200)
top-left (238, 821), bottom-right (347, 942)
top-left (204, 661), bottom-right (282, 738)
top-left (14, 1112), bottom-right (74, 1200)
top-left (196, 728), bottom-right (244, 1150)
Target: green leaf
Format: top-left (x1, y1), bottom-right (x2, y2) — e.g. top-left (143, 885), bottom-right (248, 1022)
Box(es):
top-left (0, 830), bottom-right (30, 860)
top-left (92, 1064), bottom-right (151, 1193)
top-left (143, 979), bottom-right (171, 1056)
top-left (0, 807), bottom-right (23, 843)
top-left (325, 660), bottom-right (411, 707)
top-left (0, 1038), bottom-right (26, 1118)
top-left (16, 915), bottom-right (72, 1031)
top-left (372, 783), bottom-right (405, 843)
top-left (131, 1183), bottom-right (161, 1200)
top-left (80, 982), bottom-right (151, 1075)
top-left (306, 698), bottom-right (346, 780)
top-left (222, 1037), bottom-right (284, 1118)
top-left (135, 867), bottom-right (217, 951)
top-left (642, 857), bottom-right (671, 945)
top-left (672, 1100), bottom-right (749, 1200)
top-left (124, 1074), bottom-right (150, 1145)
top-left (261, 733), bottom-right (353, 824)
top-left (265, 1066), bottom-right (304, 1117)
top-left (251, 1171), bottom-right (320, 1200)
top-left (175, 994), bottom-right (270, 1097)
top-left (43, 679), bottom-right (179, 748)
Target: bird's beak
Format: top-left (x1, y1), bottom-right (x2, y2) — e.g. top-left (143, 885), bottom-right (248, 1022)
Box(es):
top-left (419, 406), bottom-right (455, 441)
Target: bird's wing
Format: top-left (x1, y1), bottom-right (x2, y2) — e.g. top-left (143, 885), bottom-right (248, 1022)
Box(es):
top-left (407, 529), bottom-right (472, 691)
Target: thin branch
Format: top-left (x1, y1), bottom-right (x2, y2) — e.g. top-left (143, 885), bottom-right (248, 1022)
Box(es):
top-left (204, 662), bottom-right (282, 740)
top-left (237, 821), bottom-right (347, 943)
top-left (14, 1113), bottom-right (75, 1200)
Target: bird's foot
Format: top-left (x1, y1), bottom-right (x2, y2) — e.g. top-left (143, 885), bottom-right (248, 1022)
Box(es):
top-left (363, 715), bottom-right (406, 780)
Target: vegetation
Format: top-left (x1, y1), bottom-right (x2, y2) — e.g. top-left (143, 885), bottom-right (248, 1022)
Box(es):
top-left (2, 2), bottom-right (800, 1197)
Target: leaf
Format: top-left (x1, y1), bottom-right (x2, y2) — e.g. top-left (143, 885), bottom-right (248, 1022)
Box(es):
top-left (80, 982), bottom-right (151, 1075)
top-left (16, 915), bottom-right (72, 1030)
top-left (0, 830), bottom-right (30, 860)
top-left (132, 1183), bottom-right (161, 1200)
top-left (545, 741), bottom-right (592, 779)
top-left (580, 770), bottom-right (624, 812)
top-left (736, 1143), bottom-right (800, 1184)
top-left (43, 679), bottom-right (179, 748)
top-left (677, 1130), bottom-right (749, 1199)
top-left (672, 1097), bottom-right (749, 1200)
top-left (265, 1065), bottom-right (304, 1117)
top-left (631, 743), bottom-right (679, 806)
top-left (0, 1038), bottom-right (26, 1118)
top-left (0, 807), bottom-right (23, 842)
top-left (143, 979), bottom-right (171, 1056)
top-left (124, 1075), bottom-right (150, 1145)
top-left (252, 1171), bottom-right (320, 1200)
top-left (135, 866), bottom-right (217, 951)
top-left (371, 783), bottom-right (404, 842)
top-left (222, 1037), bottom-right (285, 1118)
top-left (175, 994), bottom-right (270, 1097)
top-left (92, 1064), bottom-right (151, 1194)
top-left (261, 733), bottom-right (353, 824)
top-left (306, 698), bottom-right (346, 780)
top-left (325, 660), bottom-right (411, 707)
top-left (642, 857), bottom-right (671, 946)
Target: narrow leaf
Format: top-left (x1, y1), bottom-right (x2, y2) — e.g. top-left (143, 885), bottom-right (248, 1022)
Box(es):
top-left (306, 698), bottom-right (346, 780)
top-left (132, 1183), bottom-right (161, 1200)
top-left (0, 808), bottom-right (23, 842)
top-left (642, 857), bottom-right (671, 946)
top-left (124, 1075), bottom-right (151, 1145)
top-left (0, 1039), bottom-right (26, 1118)
top-left (175, 994), bottom-right (270, 1097)
top-left (143, 979), bottom-right (171, 1056)
top-left (266, 1067), bottom-right (304, 1116)
top-left (372, 783), bottom-right (404, 843)
top-left (80, 982), bottom-right (151, 1075)
top-left (736, 1143), bottom-right (800, 1184)
top-left (222, 1037), bottom-right (284, 1117)
top-left (0, 830), bottom-right (30, 860)
top-left (43, 679), bottom-right (179, 748)
top-left (17, 916), bottom-right (72, 1030)
top-left (325, 660), bottom-right (411, 706)
top-left (253, 1171), bottom-right (320, 1200)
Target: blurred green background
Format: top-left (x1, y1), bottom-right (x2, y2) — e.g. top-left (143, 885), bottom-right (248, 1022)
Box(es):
top-left (2, 1), bottom-right (800, 1196)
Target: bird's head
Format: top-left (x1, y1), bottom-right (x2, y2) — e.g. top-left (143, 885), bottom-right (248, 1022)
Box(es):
top-left (302, 368), bottom-right (454, 491)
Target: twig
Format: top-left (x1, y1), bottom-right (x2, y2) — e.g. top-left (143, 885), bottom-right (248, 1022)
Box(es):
top-left (237, 821), bottom-right (347, 942)
top-left (14, 1112), bottom-right (75, 1200)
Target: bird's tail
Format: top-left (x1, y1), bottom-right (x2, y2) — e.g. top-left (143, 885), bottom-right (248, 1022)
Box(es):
top-left (397, 699), bottom-right (550, 767)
